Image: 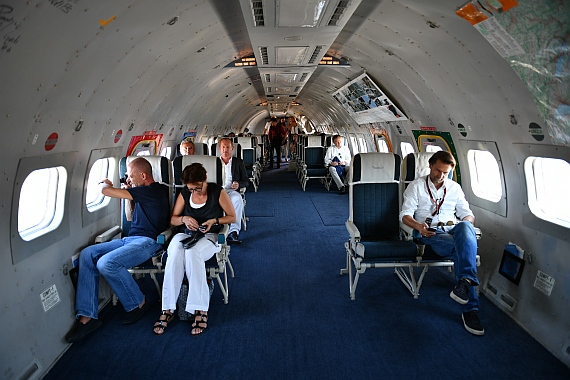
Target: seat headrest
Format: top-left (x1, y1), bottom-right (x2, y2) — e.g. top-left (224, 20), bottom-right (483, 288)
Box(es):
top-left (402, 152), bottom-right (453, 182)
top-left (173, 155), bottom-right (223, 186)
top-left (350, 153), bottom-right (400, 183)
top-left (306, 135), bottom-right (323, 147)
top-left (193, 142), bottom-right (208, 155)
top-left (237, 137), bottom-right (253, 149)
top-left (124, 156), bottom-right (170, 184)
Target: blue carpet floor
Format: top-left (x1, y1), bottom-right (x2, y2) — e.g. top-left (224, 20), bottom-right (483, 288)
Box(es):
top-left (45, 163), bottom-right (570, 379)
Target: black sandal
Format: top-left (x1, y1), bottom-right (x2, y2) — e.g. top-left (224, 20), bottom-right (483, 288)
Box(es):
top-left (191, 311), bottom-right (208, 336)
top-left (153, 311), bottom-right (174, 335)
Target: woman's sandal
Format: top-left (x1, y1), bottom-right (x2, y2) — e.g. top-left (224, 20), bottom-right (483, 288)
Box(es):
top-left (191, 311), bottom-right (208, 336)
top-left (153, 311), bottom-right (174, 335)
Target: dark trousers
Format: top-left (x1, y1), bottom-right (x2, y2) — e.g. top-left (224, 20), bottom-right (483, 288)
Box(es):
top-left (269, 138), bottom-right (282, 168)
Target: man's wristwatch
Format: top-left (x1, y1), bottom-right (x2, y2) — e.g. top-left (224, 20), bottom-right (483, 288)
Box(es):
top-left (214, 217), bottom-right (219, 225)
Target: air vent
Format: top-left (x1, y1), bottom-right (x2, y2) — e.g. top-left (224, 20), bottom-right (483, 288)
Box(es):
top-left (308, 46), bottom-right (323, 64)
top-left (300, 73), bottom-right (308, 82)
top-left (251, 1), bottom-right (265, 26)
top-left (259, 47), bottom-right (269, 65)
top-left (289, 95), bottom-right (296, 98)
top-left (266, 87), bottom-right (272, 93)
top-left (328, 0), bottom-right (350, 26)
top-left (264, 74), bottom-right (271, 82)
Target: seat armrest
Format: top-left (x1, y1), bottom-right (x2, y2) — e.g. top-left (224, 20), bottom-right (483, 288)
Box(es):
top-left (400, 222), bottom-right (414, 241)
top-left (157, 226), bottom-right (175, 245)
top-left (95, 225), bottom-right (122, 243)
top-left (345, 220), bottom-right (360, 240)
top-left (217, 224), bottom-right (229, 244)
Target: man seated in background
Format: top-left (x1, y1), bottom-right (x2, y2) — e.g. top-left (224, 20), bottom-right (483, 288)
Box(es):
top-left (65, 157), bottom-right (170, 343)
top-left (218, 137), bottom-right (249, 244)
top-left (400, 150), bottom-right (483, 336)
top-left (180, 137), bottom-right (195, 156)
top-left (324, 134), bottom-right (351, 194)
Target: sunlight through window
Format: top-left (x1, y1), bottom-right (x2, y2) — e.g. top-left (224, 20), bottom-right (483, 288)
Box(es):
top-left (18, 167), bottom-right (67, 241)
top-left (467, 150), bottom-right (502, 202)
top-left (525, 156), bottom-right (570, 228)
top-left (86, 158), bottom-right (116, 212)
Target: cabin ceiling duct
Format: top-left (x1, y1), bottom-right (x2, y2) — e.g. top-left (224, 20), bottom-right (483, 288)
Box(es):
top-left (239, 0), bottom-right (362, 115)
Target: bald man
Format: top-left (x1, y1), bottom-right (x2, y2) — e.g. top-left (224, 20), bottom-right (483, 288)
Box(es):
top-left (65, 157), bottom-right (170, 343)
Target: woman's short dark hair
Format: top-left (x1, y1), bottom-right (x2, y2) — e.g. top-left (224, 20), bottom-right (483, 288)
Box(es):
top-left (428, 151), bottom-right (456, 168)
top-left (181, 163), bottom-right (207, 184)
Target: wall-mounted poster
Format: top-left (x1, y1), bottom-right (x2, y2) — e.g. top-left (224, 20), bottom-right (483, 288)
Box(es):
top-left (332, 73), bottom-right (407, 124)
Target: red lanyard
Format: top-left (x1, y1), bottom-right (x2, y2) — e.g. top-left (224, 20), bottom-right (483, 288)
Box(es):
top-left (426, 176), bottom-right (446, 216)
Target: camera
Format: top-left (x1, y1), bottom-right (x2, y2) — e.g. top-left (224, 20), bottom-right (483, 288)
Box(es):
top-left (198, 224), bottom-right (207, 232)
top-left (119, 177), bottom-right (127, 184)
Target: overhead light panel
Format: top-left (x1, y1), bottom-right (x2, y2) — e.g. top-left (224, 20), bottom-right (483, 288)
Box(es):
top-left (277, 0), bottom-right (328, 27)
top-left (276, 73), bottom-right (298, 83)
top-left (276, 46), bottom-right (309, 65)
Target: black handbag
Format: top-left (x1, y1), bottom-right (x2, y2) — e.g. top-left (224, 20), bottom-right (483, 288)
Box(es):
top-left (180, 230), bottom-right (205, 249)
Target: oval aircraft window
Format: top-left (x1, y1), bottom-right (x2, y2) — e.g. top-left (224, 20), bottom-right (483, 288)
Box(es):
top-left (18, 167), bottom-right (67, 241)
top-left (525, 156), bottom-right (570, 228)
top-left (467, 150), bottom-right (502, 203)
top-left (86, 158), bottom-right (116, 212)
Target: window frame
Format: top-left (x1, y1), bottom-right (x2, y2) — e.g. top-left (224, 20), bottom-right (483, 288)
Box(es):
top-left (467, 149), bottom-right (503, 203)
top-left (459, 140), bottom-right (507, 217)
top-left (10, 152), bottom-right (77, 264)
top-left (81, 148), bottom-right (122, 228)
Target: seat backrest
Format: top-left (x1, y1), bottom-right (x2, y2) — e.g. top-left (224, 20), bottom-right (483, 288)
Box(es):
top-left (193, 142), bottom-right (209, 155)
top-left (349, 153), bottom-right (401, 241)
top-left (119, 155), bottom-right (174, 235)
top-left (303, 146), bottom-right (325, 167)
top-left (172, 155), bottom-right (223, 199)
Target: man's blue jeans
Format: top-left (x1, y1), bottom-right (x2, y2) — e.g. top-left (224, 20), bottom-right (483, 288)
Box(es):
top-left (75, 236), bottom-right (160, 319)
top-left (417, 221), bottom-right (479, 312)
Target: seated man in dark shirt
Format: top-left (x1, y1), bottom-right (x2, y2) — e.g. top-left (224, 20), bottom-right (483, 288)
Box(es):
top-left (65, 157), bottom-right (170, 343)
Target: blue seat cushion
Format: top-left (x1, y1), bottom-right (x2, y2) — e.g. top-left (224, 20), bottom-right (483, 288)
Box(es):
top-left (361, 239), bottom-right (417, 260)
top-left (306, 167), bottom-right (327, 176)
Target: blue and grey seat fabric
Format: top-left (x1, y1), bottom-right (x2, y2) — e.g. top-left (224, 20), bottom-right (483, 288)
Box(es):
top-left (299, 135), bottom-right (330, 191)
top-left (96, 155), bottom-right (175, 303)
top-left (237, 136), bottom-right (261, 192)
top-left (172, 155), bottom-right (234, 304)
top-left (341, 153), bottom-right (419, 300)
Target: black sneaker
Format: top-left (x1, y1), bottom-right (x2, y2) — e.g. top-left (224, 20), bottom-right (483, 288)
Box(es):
top-left (462, 310), bottom-right (485, 336)
top-left (65, 319), bottom-right (102, 343)
top-left (122, 300), bottom-right (150, 324)
top-left (450, 278), bottom-right (470, 305)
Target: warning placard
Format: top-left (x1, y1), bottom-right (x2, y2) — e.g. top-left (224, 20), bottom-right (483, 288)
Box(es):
top-left (40, 284), bottom-right (60, 313)
top-left (533, 270), bottom-right (555, 297)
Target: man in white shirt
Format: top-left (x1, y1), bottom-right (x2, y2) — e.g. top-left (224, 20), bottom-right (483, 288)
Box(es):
top-left (400, 151), bottom-right (483, 336)
top-left (324, 135), bottom-right (352, 194)
top-left (219, 137), bottom-right (248, 244)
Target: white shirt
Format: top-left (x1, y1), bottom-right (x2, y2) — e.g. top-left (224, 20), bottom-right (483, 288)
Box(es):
top-left (400, 175), bottom-right (474, 227)
top-left (222, 157), bottom-right (233, 189)
top-left (324, 145), bottom-right (352, 167)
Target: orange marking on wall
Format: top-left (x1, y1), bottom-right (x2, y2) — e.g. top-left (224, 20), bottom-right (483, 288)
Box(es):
top-left (99, 16), bottom-right (116, 27)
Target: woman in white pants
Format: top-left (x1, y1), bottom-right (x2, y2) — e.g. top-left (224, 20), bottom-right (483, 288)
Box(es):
top-left (153, 163), bottom-right (236, 336)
